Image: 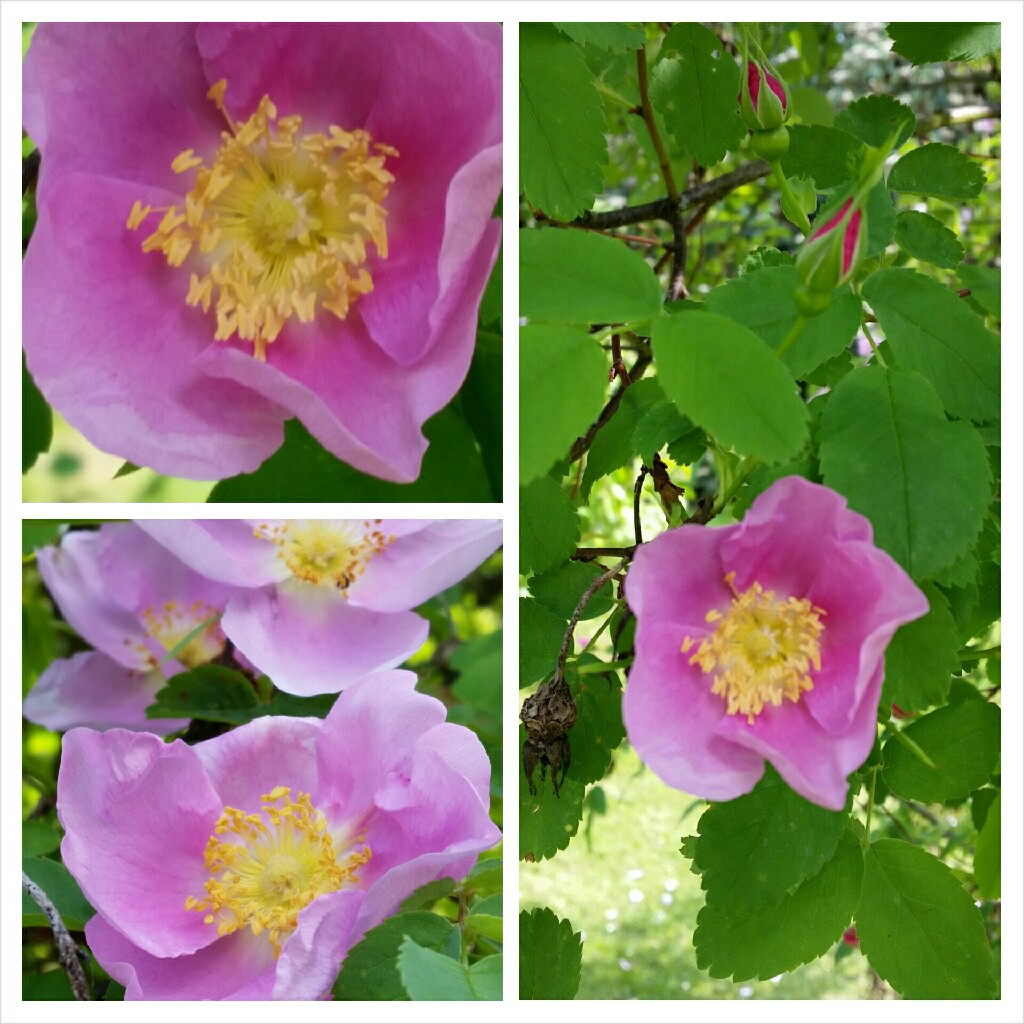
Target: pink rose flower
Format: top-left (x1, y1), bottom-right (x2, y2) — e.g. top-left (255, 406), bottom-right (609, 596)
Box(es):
top-left (796, 198), bottom-right (866, 293)
top-left (23, 523), bottom-right (236, 734)
top-left (138, 518), bottom-right (502, 696)
top-left (57, 671), bottom-right (500, 1000)
top-left (23, 23), bottom-right (501, 482)
top-left (623, 477), bottom-right (928, 810)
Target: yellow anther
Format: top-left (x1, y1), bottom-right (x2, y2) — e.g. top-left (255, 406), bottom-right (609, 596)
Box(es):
top-left (684, 575), bottom-right (825, 724)
top-left (128, 80), bottom-right (396, 359)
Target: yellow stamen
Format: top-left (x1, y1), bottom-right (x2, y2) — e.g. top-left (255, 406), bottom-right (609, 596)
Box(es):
top-left (253, 520), bottom-right (394, 592)
top-left (186, 788), bottom-right (370, 957)
top-left (684, 572), bottom-right (825, 724)
top-left (129, 79), bottom-right (397, 360)
top-left (139, 599), bottom-right (225, 668)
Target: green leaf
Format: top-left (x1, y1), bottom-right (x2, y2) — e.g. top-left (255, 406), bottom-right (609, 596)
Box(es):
top-left (887, 23), bottom-right (1001, 64)
top-left (22, 856), bottom-right (95, 930)
top-left (893, 210), bottom-right (965, 269)
top-left (651, 23), bottom-right (746, 166)
top-left (520, 323), bottom-right (608, 486)
top-left (530, 562), bottom-right (614, 622)
top-left (398, 877), bottom-right (458, 913)
top-left (882, 583), bottom-right (960, 712)
top-left (519, 475), bottom-right (580, 576)
top-left (881, 699), bottom-right (1000, 802)
top-left (22, 971), bottom-right (75, 1000)
top-left (210, 408), bottom-right (492, 501)
top-left (819, 366), bottom-right (991, 579)
top-left (632, 400), bottom-right (696, 462)
top-left (705, 265), bottom-right (861, 380)
top-left (974, 793), bottom-right (1000, 899)
top-left (113, 461), bottom-right (142, 478)
top-left (22, 820), bottom-right (61, 858)
top-left (461, 330), bottom-right (503, 500)
top-left (519, 598), bottom-right (566, 688)
top-left (695, 766), bottom-right (848, 915)
top-left (857, 838), bottom-right (996, 998)
top-left (565, 660), bottom-right (625, 785)
top-left (147, 665), bottom-right (257, 724)
top-left (782, 124), bottom-right (866, 189)
top-left (862, 268), bottom-right (1000, 422)
top-left (653, 311), bottom-right (809, 464)
top-left (834, 94), bottom-right (916, 149)
top-left (22, 354), bottom-right (52, 473)
top-left (958, 263), bottom-right (1000, 319)
top-left (888, 143), bottom-right (986, 202)
top-left (694, 828), bottom-right (864, 982)
top-left (399, 940), bottom-right (501, 1001)
top-left (519, 907), bottom-right (583, 999)
top-left (520, 229), bottom-right (663, 325)
top-left (520, 24), bottom-right (606, 220)
top-left (740, 246), bottom-right (793, 275)
top-left (333, 912), bottom-right (458, 1000)
top-left (450, 630), bottom-right (502, 714)
top-left (554, 22), bottom-right (644, 50)
top-left (519, 726), bottom-right (585, 860)
top-left (580, 378), bottom-right (663, 498)
top-left (789, 86), bottom-right (834, 127)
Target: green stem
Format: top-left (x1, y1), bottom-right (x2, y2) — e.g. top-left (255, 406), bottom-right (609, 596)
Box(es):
top-left (863, 767), bottom-right (878, 847)
top-left (775, 315), bottom-right (809, 359)
top-left (770, 160), bottom-right (813, 235)
top-left (860, 321), bottom-right (888, 367)
top-left (571, 599), bottom-right (624, 661)
top-left (711, 456), bottom-right (760, 517)
top-left (884, 721), bottom-right (939, 770)
top-left (574, 656), bottom-right (634, 673)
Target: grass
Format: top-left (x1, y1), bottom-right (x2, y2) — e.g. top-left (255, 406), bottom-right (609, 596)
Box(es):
top-left (519, 744), bottom-right (884, 1000)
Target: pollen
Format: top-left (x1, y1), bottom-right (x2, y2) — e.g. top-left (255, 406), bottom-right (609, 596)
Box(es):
top-left (128, 79), bottom-right (397, 360)
top-left (185, 787), bottom-right (371, 957)
top-left (253, 519), bottom-right (394, 592)
top-left (684, 572), bottom-right (825, 724)
top-left (138, 599), bottom-right (225, 669)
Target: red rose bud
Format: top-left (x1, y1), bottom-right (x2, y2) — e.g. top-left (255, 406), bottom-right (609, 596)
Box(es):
top-left (842, 927), bottom-right (860, 947)
top-left (739, 59), bottom-right (789, 132)
top-left (795, 198), bottom-right (866, 293)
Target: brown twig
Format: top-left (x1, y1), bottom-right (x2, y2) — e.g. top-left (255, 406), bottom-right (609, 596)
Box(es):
top-left (22, 871), bottom-right (90, 1000)
top-left (609, 334), bottom-right (631, 386)
top-left (568, 354), bottom-right (651, 464)
top-left (557, 558), bottom-right (630, 675)
top-left (572, 546), bottom-right (637, 561)
top-left (636, 46), bottom-right (679, 202)
top-left (633, 466), bottom-right (650, 546)
top-left (666, 202), bottom-right (689, 301)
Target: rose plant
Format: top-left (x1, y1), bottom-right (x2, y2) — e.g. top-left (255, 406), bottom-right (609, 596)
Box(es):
top-left (519, 20), bottom-right (1001, 1002)
top-left (22, 23), bottom-right (502, 498)
top-left (21, 519), bottom-right (503, 1001)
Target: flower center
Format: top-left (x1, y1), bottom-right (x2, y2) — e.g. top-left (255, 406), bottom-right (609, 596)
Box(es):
top-left (185, 787), bottom-right (371, 956)
top-left (128, 79), bottom-right (397, 360)
top-left (682, 572), bottom-right (825, 724)
top-left (253, 520), bottom-right (394, 591)
top-left (135, 599), bottom-right (225, 669)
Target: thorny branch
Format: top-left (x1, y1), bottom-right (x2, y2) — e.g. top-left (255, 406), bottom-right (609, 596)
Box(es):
top-left (22, 871), bottom-right (91, 1000)
top-left (558, 557), bottom-right (630, 676)
top-left (568, 353), bottom-right (651, 465)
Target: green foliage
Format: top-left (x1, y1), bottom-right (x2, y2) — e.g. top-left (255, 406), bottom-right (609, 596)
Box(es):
top-left (834, 94), bottom-right (916, 148)
top-left (520, 475), bottom-right (580, 575)
top-left (881, 700), bottom-right (1000, 802)
top-left (694, 766), bottom-right (848, 915)
top-left (653, 311), bottom-right (809, 464)
top-left (520, 228), bottom-right (663, 324)
top-left (333, 912), bottom-right (460, 1000)
top-left (554, 23), bottom-right (644, 50)
top-left (973, 793), bottom-right (1000, 899)
top-left (564, 660), bottom-right (625, 786)
top-left (520, 24), bottom-right (606, 219)
top-left (520, 323), bottom-right (608, 486)
top-left (22, 356), bottom-right (51, 473)
top-left (530, 562), bottom-right (615, 621)
top-left (694, 828), bottom-right (864, 981)
top-left (397, 940), bottom-right (501, 1000)
top-left (518, 598), bottom-right (565, 687)
top-left (893, 210), bottom-right (965, 268)
top-left (782, 124), bottom-right (865, 188)
top-left (882, 583), bottom-right (961, 710)
top-left (22, 857), bottom-right (94, 931)
top-left (888, 142), bottom-right (987, 202)
top-left (519, 742), bottom-right (586, 861)
top-left (210, 407), bottom-right (493, 501)
top-left (857, 839), bottom-right (996, 998)
top-left (819, 366), bottom-right (991, 579)
top-left (519, 907), bottom-right (583, 998)
top-left (887, 22), bottom-right (1001, 64)
top-left (651, 23), bottom-right (746, 166)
